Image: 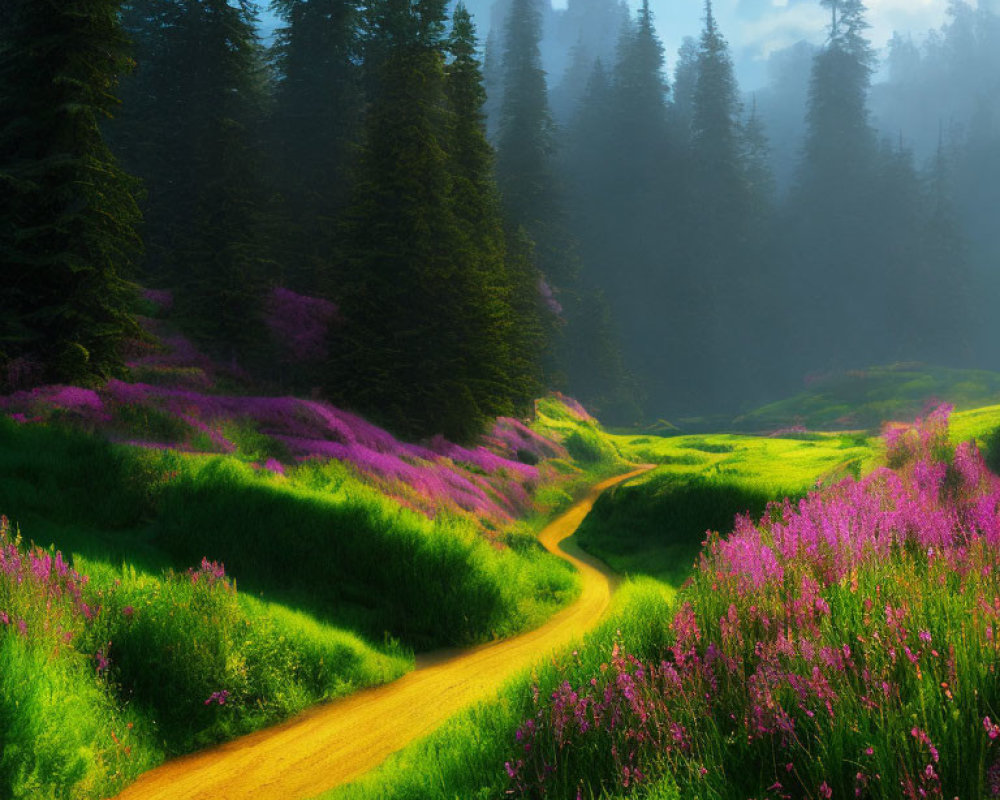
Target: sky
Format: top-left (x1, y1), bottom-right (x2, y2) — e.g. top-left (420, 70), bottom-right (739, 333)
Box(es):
top-left (640, 0), bottom-right (953, 89)
top-left (258, 0), bottom-right (962, 91)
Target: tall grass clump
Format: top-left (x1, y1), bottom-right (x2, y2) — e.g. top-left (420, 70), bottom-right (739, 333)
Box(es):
top-left (505, 405), bottom-right (1000, 799)
top-left (0, 516), bottom-right (152, 799)
top-left (0, 516), bottom-right (410, 799)
top-left (78, 557), bottom-right (409, 752)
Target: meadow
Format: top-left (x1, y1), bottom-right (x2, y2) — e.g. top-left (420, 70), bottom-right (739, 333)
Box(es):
top-left (5, 306), bottom-right (1000, 800)
top-left (0, 307), bottom-right (632, 799)
top-left (322, 403), bottom-right (1000, 800)
top-left (732, 364), bottom-right (1000, 433)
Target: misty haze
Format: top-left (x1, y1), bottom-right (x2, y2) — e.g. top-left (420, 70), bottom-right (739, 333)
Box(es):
top-left (4, 0), bottom-right (1000, 798)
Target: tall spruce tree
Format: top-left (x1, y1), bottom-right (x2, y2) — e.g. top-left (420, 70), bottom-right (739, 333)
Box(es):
top-left (268, 0), bottom-right (361, 294)
top-left (445, 3), bottom-right (542, 419)
top-left (114, 0), bottom-right (270, 362)
top-left (332, 0), bottom-right (499, 439)
top-left (495, 0), bottom-right (575, 288)
top-left (604, 0), bottom-right (673, 407)
top-left (178, 0), bottom-right (271, 361)
top-left (917, 139), bottom-right (972, 364)
top-left (671, 36), bottom-right (699, 141)
top-left (786, 0), bottom-right (879, 372)
top-left (0, 0), bottom-right (141, 389)
top-left (682, 0), bottom-right (755, 408)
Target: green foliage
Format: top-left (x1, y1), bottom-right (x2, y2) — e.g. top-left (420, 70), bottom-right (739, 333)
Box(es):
top-left (319, 578), bottom-right (675, 800)
top-left (115, 0), bottom-right (270, 360)
top-left (0, 416), bottom-right (579, 650)
top-left (267, 0), bottom-right (360, 293)
top-left (0, 0), bottom-right (141, 390)
top-left (0, 635), bottom-right (152, 800)
top-left (76, 562), bottom-right (409, 753)
top-left (330, 0), bottom-right (546, 441)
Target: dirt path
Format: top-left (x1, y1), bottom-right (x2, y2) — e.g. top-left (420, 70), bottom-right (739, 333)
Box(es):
top-left (113, 467), bottom-right (651, 800)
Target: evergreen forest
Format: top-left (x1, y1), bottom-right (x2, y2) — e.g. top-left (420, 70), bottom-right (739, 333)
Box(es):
top-left (4, 0), bottom-right (999, 435)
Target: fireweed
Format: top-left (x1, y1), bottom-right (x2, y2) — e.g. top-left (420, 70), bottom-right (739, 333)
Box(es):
top-left (507, 406), bottom-right (1000, 799)
top-left (1, 380), bottom-right (567, 527)
top-left (0, 515), bottom-right (93, 650)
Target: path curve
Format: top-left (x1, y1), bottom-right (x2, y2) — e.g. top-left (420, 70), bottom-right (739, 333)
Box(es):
top-left (114, 467), bottom-right (652, 800)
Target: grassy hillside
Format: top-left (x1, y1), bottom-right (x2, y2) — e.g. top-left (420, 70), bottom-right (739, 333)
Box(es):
top-left (0, 312), bottom-right (634, 799)
top-left (323, 403), bottom-right (1000, 800)
top-left (736, 363), bottom-right (1000, 432)
top-left (578, 429), bottom-right (877, 584)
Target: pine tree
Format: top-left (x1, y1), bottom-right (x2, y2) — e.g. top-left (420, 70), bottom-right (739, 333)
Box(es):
top-left (682, 0), bottom-right (752, 408)
top-left (0, 0), bottom-right (141, 390)
top-left (495, 0), bottom-right (575, 288)
top-left (670, 36), bottom-right (699, 142)
top-left (607, 0), bottom-right (672, 386)
top-left (331, 0), bottom-right (490, 439)
top-left (268, 0), bottom-right (361, 293)
top-left (913, 139), bottom-right (972, 364)
top-left (564, 59), bottom-right (616, 289)
top-left (114, 0), bottom-right (271, 362)
top-left (178, 0), bottom-right (271, 361)
top-left (445, 3), bottom-right (542, 419)
top-left (786, 0), bottom-right (879, 371)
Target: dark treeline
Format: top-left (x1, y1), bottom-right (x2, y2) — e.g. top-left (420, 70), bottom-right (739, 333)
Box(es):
top-left (1, 0), bottom-right (560, 441)
top-left (1, 0), bottom-right (997, 435)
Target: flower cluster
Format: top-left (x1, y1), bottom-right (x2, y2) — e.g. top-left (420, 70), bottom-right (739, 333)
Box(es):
top-left (264, 287), bottom-right (340, 363)
top-left (188, 557), bottom-right (231, 589)
top-left (5, 375), bottom-right (580, 529)
top-left (507, 407), bottom-right (1000, 798)
top-left (0, 515), bottom-right (94, 649)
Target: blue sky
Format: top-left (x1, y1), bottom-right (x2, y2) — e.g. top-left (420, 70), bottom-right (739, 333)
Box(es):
top-left (258, 0), bottom-right (960, 90)
top-left (642, 0), bottom-right (953, 88)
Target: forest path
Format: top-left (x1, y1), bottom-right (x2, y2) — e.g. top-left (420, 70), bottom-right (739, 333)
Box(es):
top-left (113, 466), bottom-right (652, 800)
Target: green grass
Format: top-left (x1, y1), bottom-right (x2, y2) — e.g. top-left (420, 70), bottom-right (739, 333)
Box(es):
top-left (0, 398), bottom-right (614, 800)
top-left (319, 578), bottom-right (676, 800)
top-left (736, 363), bottom-right (1000, 431)
top-left (0, 416), bottom-right (578, 651)
top-left (574, 429), bottom-right (877, 584)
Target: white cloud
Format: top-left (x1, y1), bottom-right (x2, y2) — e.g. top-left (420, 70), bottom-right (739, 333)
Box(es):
top-left (642, 0), bottom-right (952, 88)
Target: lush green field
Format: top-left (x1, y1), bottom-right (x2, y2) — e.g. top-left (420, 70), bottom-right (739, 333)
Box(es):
top-left (8, 366), bottom-right (1000, 800)
top-left (321, 402), bottom-right (1000, 800)
top-left (735, 364), bottom-right (1000, 432)
top-left (0, 392), bottom-right (628, 800)
top-left (578, 429), bottom-right (876, 584)
top-left (317, 426), bottom-right (882, 800)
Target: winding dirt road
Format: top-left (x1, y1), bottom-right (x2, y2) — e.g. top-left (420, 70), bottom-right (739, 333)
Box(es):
top-left (113, 467), bottom-right (650, 800)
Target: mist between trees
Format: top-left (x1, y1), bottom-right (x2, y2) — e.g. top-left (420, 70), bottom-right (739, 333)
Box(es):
top-left (2, 0), bottom-right (998, 436)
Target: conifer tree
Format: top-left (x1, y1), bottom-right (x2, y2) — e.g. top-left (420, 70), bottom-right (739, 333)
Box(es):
top-left (445, 3), bottom-right (542, 419)
top-left (910, 140), bottom-right (972, 364)
top-left (495, 0), bottom-right (575, 288)
top-left (114, 0), bottom-right (270, 362)
top-left (607, 0), bottom-right (672, 392)
top-left (786, 0), bottom-right (879, 371)
top-left (670, 36), bottom-right (699, 141)
top-left (268, 0), bottom-right (361, 293)
top-left (177, 0), bottom-right (271, 361)
top-left (332, 0), bottom-right (492, 439)
top-left (564, 59), bottom-right (616, 289)
top-left (0, 0), bottom-right (141, 389)
top-left (683, 0), bottom-right (753, 406)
